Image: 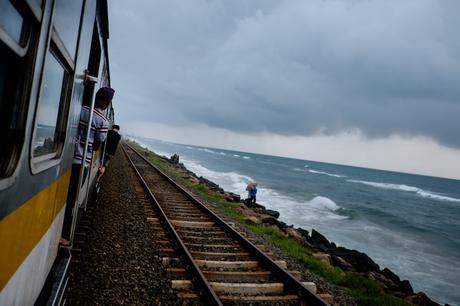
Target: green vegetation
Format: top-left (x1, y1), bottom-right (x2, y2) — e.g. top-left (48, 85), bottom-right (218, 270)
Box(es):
top-left (126, 140), bottom-right (409, 306)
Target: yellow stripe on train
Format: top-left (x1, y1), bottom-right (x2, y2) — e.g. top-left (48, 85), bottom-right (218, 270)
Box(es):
top-left (0, 170), bottom-right (71, 289)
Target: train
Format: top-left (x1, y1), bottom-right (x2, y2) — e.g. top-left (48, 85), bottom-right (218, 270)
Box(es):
top-left (0, 0), bottom-right (114, 304)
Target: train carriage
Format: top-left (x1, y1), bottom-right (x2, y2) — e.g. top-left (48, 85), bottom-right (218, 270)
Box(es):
top-left (0, 0), bottom-right (113, 304)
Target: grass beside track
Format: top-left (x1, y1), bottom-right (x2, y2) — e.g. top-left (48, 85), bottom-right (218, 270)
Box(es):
top-left (127, 141), bottom-right (409, 306)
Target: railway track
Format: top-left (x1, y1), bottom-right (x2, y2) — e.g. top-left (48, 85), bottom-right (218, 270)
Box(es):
top-left (122, 143), bottom-right (328, 305)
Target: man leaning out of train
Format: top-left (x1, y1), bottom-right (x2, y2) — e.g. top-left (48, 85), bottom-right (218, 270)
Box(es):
top-left (60, 87), bottom-right (115, 246)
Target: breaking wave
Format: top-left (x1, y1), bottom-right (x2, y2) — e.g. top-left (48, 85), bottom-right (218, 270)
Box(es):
top-left (309, 169), bottom-right (346, 178)
top-left (348, 180), bottom-right (460, 203)
top-left (180, 157), bottom-right (347, 222)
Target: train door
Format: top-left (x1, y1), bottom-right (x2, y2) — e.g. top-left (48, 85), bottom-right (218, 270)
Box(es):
top-left (61, 3), bottom-right (102, 244)
top-left (73, 23), bottom-right (102, 208)
top-left (77, 23), bottom-right (103, 211)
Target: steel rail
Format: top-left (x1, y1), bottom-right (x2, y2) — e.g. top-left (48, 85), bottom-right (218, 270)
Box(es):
top-left (122, 145), bottom-right (223, 306)
top-left (124, 143), bottom-right (329, 306)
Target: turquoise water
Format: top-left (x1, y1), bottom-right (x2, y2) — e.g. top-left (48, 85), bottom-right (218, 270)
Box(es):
top-left (133, 136), bottom-right (460, 305)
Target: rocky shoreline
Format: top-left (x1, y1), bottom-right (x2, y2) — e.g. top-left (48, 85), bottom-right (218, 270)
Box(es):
top-left (164, 152), bottom-right (441, 305)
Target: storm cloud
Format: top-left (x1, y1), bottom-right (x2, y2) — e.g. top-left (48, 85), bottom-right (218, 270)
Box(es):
top-left (109, 0), bottom-right (460, 147)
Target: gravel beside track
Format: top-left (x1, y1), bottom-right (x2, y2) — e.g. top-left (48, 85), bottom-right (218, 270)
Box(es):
top-left (66, 150), bottom-right (179, 305)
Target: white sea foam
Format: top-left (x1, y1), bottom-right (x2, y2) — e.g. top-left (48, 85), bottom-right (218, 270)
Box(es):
top-left (186, 146), bottom-right (194, 150)
top-left (308, 196), bottom-right (341, 211)
top-left (195, 147), bottom-right (218, 154)
top-left (233, 154), bottom-right (240, 157)
top-left (304, 164), bottom-right (309, 168)
top-left (219, 152), bottom-right (227, 155)
top-left (128, 137), bottom-right (173, 158)
top-left (348, 180), bottom-right (460, 203)
top-left (181, 158), bottom-right (252, 194)
top-left (308, 169), bottom-right (346, 178)
top-left (180, 157), bottom-right (347, 223)
top-left (292, 167), bottom-right (305, 172)
top-left (243, 156), bottom-right (251, 159)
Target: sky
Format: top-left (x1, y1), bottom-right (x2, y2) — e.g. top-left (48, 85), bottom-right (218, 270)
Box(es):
top-left (108, 0), bottom-right (460, 180)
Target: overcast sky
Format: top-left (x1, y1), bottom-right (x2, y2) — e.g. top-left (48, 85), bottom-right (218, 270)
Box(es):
top-left (108, 0), bottom-right (460, 179)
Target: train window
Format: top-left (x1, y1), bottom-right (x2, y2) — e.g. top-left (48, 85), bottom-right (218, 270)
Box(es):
top-left (0, 1), bottom-right (35, 179)
top-left (32, 50), bottom-right (69, 159)
top-left (0, 0), bottom-right (29, 48)
top-left (53, 0), bottom-right (83, 59)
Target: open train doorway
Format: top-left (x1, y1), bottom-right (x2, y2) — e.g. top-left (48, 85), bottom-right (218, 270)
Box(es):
top-left (61, 22), bottom-right (102, 246)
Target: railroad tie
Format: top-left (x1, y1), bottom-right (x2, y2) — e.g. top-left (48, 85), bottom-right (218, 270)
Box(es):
top-left (170, 220), bottom-right (214, 228)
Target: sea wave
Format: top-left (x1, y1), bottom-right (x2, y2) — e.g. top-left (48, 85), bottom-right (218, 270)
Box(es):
top-left (348, 180), bottom-right (460, 203)
top-left (308, 196), bottom-right (341, 211)
top-left (185, 146), bottom-right (228, 156)
top-left (308, 169), bottom-right (346, 178)
top-left (243, 156), bottom-right (251, 159)
top-left (197, 147), bottom-right (218, 154)
top-left (181, 158), bottom-right (253, 193)
top-left (180, 157), bottom-right (347, 222)
top-left (128, 138), bottom-right (173, 158)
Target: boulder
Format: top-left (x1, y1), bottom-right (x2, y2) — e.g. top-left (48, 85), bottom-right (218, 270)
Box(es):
top-left (261, 216), bottom-right (289, 231)
top-left (381, 268), bottom-right (413, 296)
top-left (177, 162), bottom-right (186, 170)
top-left (170, 154), bottom-right (180, 165)
top-left (199, 176), bottom-right (219, 189)
top-left (245, 216), bottom-right (262, 224)
top-left (381, 268), bottom-right (400, 284)
top-left (313, 252), bottom-right (332, 265)
top-left (331, 247), bottom-right (379, 273)
top-left (223, 192), bottom-right (233, 201)
top-left (405, 292), bottom-right (439, 306)
top-left (368, 271), bottom-right (399, 292)
top-left (311, 229), bottom-right (335, 251)
top-left (244, 200), bottom-right (266, 210)
top-left (296, 228), bottom-right (310, 239)
top-left (285, 228), bottom-right (305, 243)
top-left (277, 220), bottom-right (289, 230)
top-left (331, 255), bottom-right (355, 271)
top-left (265, 209), bottom-right (280, 219)
top-left (399, 280), bottom-right (414, 296)
top-left (229, 193), bottom-right (241, 202)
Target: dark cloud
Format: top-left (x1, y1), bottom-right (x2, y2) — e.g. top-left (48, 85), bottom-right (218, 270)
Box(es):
top-left (109, 0), bottom-right (460, 147)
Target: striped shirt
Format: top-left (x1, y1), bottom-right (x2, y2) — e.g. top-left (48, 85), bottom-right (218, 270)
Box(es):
top-left (73, 106), bottom-right (109, 165)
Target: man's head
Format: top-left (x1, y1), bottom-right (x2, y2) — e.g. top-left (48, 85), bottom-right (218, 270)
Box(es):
top-left (112, 124), bottom-right (120, 132)
top-left (95, 87), bottom-right (115, 109)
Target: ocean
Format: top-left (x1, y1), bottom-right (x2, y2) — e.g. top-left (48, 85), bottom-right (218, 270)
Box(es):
top-left (131, 136), bottom-right (460, 305)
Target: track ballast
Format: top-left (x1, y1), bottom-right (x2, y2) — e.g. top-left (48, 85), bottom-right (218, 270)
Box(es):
top-left (122, 143), bottom-right (328, 306)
